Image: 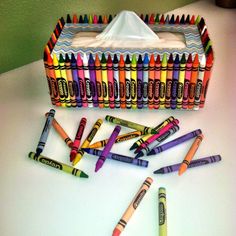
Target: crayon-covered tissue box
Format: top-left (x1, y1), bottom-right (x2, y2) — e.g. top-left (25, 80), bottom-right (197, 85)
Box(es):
top-left (43, 11), bottom-right (214, 110)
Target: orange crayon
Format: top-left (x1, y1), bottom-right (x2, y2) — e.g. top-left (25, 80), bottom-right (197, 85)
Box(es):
top-left (178, 134), bottom-right (204, 175)
top-left (119, 55), bottom-right (126, 109)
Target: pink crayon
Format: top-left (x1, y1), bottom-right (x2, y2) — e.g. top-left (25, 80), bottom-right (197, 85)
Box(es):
top-left (107, 54), bottom-right (115, 109)
top-left (93, 15), bottom-right (98, 24)
top-left (135, 119), bottom-right (179, 153)
top-left (95, 125), bottom-right (121, 172)
top-left (77, 53), bottom-right (88, 107)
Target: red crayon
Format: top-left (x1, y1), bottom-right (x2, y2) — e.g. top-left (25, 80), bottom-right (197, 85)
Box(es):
top-left (160, 14), bottom-right (165, 24)
top-left (154, 54), bottom-right (161, 109)
top-left (175, 15), bottom-right (180, 24)
top-left (190, 15), bottom-right (195, 25)
top-left (149, 14), bottom-right (155, 24)
top-left (70, 117), bottom-right (87, 162)
top-left (148, 54), bottom-right (155, 109)
top-left (73, 14), bottom-right (78, 23)
top-left (119, 55), bottom-right (126, 109)
top-left (107, 54), bottom-right (115, 108)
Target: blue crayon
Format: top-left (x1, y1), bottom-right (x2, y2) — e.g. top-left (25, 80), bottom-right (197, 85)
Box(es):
top-left (171, 55), bottom-right (180, 109)
top-left (36, 109), bottom-right (55, 156)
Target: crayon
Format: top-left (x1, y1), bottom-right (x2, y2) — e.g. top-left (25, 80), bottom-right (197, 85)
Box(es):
top-left (79, 15), bottom-right (84, 23)
top-left (98, 15), bottom-right (103, 24)
top-left (71, 53), bottom-right (82, 107)
top-left (88, 14), bottom-right (93, 24)
top-left (148, 54), bottom-right (155, 109)
top-left (89, 130), bottom-right (145, 149)
top-left (194, 55), bottom-right (206, 110)
top-left (188, 54), bottom-right (199, 109)
top-left (180, 14), bottom-right (185, 24)
top-left (119, 54), bottom-right (126, 108)
top-left (88, 53), bottom-right (99, 107)
top-left (178, 134), bottom-right (204, 175)
top-left (200, 53), bottom-right (214, 108)
top-left (154, 55), bottom-right (161, 109)
top-left (125, 55), bottom-right (132, 109)
top-left (165, 54), bottom-right (173, 108)
top-left (135, 125), bottom-right (179, 158)
top-left (101, 53), bottom-right (109, 108)
top-left (72, 14), bottom-right (78, 23)
top-left (53, 54), bottom-right (66, 107)
top-left (83, 53), bottom-right (93, 107)
top-left (107, 54), bottom-right (115, 108)
top-left (93, 15), bottom-right (98, 24)
top-left (144, 14), bottom-right (149, 24)
top-left (165, 15), bottom-right (169, 24)
top-left (105, 115), bottom-right (158, 134)
top-left (95, 125), bottom-right (121, 172)
top-left (195, 15), bottom-right (201, 25)
top-left (59, 54), bottom-right (71, 107)
top-left (60, 16), bottom-right (65, 26)
top-left (108, 14), bottom-right (113, 23)
top-left (169, 14), bottom-right (175, 24)
top-left (83, 148), bottom-right (149, 167)
top-left (185, 14), bottom-right (190, 24)
top-left (45, 113), bottom-right (73, 148)
top-left (137, 55), bottom-right (143, 109)
top-left (140, 14), bottom-right (144, 21)
top-left (171, 54), bottom-right (180, 109)
top-left (65, 54), bottom-right (77, 107)
top-left (175, 15), bottom-right (180, 24)
top-left (149, 14), bottom-right (155, 24)
top-left (177, 54), bottom-right (186, 108)
top-left (160, 53), bottom-right (167, 108)
top-left (73, 119), bottom-right (103, 166)
top-left (113, 54), bottom-right (120, 108)
top-left (155, 14), bottom-right (159, 24)
top-left (159, 187), bottom-right (167, 236)
top-left (143, 53), bottom-right (149, 108)
top-left (95, 54), bottom-right (104, 108)
top-left (66, 14), bottom-right (72, 23)
top-left (190, 15), bottom-right (195, 25)
top-left (84, 14), bottom-right (88, 23)
top-left (182, 54), bottom-right (192, 109)
top-left (135, 119), bottom-right (179, 153)
top-left (147, 129), bottom-right (202, 156)
top-left (154, 155), bottom-right (222, 174)
top-left (160, 14), bottom-right (165, 24)
top-left (112, 177), bottom-right (153, 236)
top-left (36, 109), bottom-right (55, 156)
top-left (131, 54), bottom-right (137, 109)
top-left (77, 53), bottom-right (88, 107)
top-left (70, 117), bottom-right (87, 162)
top-left (28, 152), bottom-right (88, 178)
top-left (130, 116), bottom-right (174, 150)
top-left (103, 15), bottom-right (108, 24)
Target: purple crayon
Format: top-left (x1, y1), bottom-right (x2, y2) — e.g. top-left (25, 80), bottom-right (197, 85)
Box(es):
top-left (147, 129), bottom-right (202, 156)
top-left (153, 155), bottom-right (221, 174)
top-left (95, 125), bottom-right (121, 172)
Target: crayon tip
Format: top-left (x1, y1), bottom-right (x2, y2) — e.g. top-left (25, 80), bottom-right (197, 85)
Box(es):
top-left (143, 53), bottom-right (149, 64)
top-left (95, 161), bottom-right (103, 172)
top-left (131, 54), bottom-right (137, 64)
top-left (113, 54), bottom-right (118, 63)
top-left (138, 55), bottom-right (142, 63)
top-left (70, 153), bottom-right (76, 162)
top-left (162, 53), bottom-right (167, 63)
top-left (101, 53), bottom-right (106, 63)
top-left (65, 53), bottom-right (70, 62)
top-left (107, 54), bottom-right (112, 63)
top-left (155, 54), bottom-right (161, 64)
top-left (89, 53), bottom-right (94, 63)
top-left (119, 54), bottom-right (124, 64)
top-left (168, 53), bottom-right (173, 63)
top-left (71, 53), bottom-right (76, 62)
top-left (80, 171), bottom-right (89, 178)
top-left (193, 54), bottom-right (199, 64)
top-left (187, 54), bottom-right (192, 63)
top-left (174, 54), bottom-right (180, 63)
top-left (146, 150), bottom-right (154, 156)
top-left (150, 54), bottom-right (155, 64)
top-left (153, 169), bottom-right (163, 174)
top-left (35, 149), bottom-right (41, 157)
top-left (178, 164), bottom-right (187, 176)
top-left (129, 143), bottom-right (138, 150)
top-left (59, 54), bottom-right (64, 62)
top-left (180, 53), bottom-right (186, 63)
top-left (112, 228), bottom-right (121, 236)
top-left (125, 54), bottom-right (131, 64)
top-left (135, 152), bottom-right (144, 159)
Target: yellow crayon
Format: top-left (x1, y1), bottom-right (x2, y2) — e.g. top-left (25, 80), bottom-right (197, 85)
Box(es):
top-left (131, 54), bottom-right (137, 109)
top-left (159, 187), bottom-right (167, 236)
top-left (72, 119), bottom-right (103, 166)
top-left (160, 54), bottom-right (167, 108)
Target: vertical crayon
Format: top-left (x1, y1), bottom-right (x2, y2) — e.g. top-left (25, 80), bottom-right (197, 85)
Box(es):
top-left (155, 14), bottom-right (159, 24)
top-left (101, 53), bottom-right (109, 108)
top-left (154, 55), bottom-right (161, 109)
top-left (143, 53), bottom-right (149, 108)
top-left (190, 15), bottom-right (195, 25)
top-left (131, 54), bottom-right (137, 109)
top-left (169, 14), bottom-right (175, 24)
top-left (65, 54), bottom-right (77, 107)
top-left (103, 15), bottom-right (108, 24)
top-left (188, 54), bottom-right (199, 109)
top-left (88, 14), bottom-right (93, 24)
top-left (113, 54), bottom-right (120, 108)
top-left (88, 53), bottom-right (99, 107)
top-left (195, 15), bottom-right (201, 25)
top-left (77, 53), bottom-right (88, 107)
top-left (144, 14), bottom-right (149, 24)
top-left (72, 14), bottom-right (78, 23)
top-left (149, 14), bottom-right (155, 24)
top-left (160, 14), bottom-right (165, 24)
top-left (185, 14), bottom-right (190, 24)
top-left (83, 53), bottom-right (93, 107)
top-left (108, 14), bottom-right (113, 23)
top-left (53, 54), bottom-right (66, 107)
top-left (180, 14), bottom-right (185, 24)
top-left (125, 55), bottom-right (132, 109)
top-left (78, 15), bottom-right (83, 23)
top-left (66, 14), bottom-right (72, 23)
top-left (59, 54), bottom-right (71, 107)
top-left (159, 53), bottom-right (167, 108)
top-left (165, 15), bottom-right (169, 24)
top-left (95, 54), bottom-right (104, 108)
top-left (182, 54), bottom-right (192, 109)
top-left (71, 53), bottom-right (82, 107)
top-left (107, 54), bottom-right (115, 109)
top-left (175, 15), bottom-right (180, 24)
top-left (148, 54), bottom-right (155, 109)
top-left (159, 188), bottom-right (167, 236)
top-left (171, 55), bottom-right (180, 109)
top-left (93, 15), bottom-right (98, 24)
top-left (165, 54), bottom-right (173, 108)
top-left (200, 53), bottom-right (213, 108)
top-left (84, 14), bottom-right (88, 23)
top-left (137, 55), bottom-right (143, 109)
top-left (119, 55), bottom-right (126, 109)
top-left (177, 54), bottom-right (186, 108)
top-left (98, 15), bottom-right (103, 24)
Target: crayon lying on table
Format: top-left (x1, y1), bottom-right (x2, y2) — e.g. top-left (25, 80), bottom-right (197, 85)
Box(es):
top-left (28, 152), bottom-right (88, 178)
top-left (147, 129), bottom-right (202, 156)
top-left (153, 155), bottom-right (221, 174)
top-left (112, 177), bottom-right (153, 236)
top-left (105, 115), bottom-right (157, 134)
top-left (36, 109), bottom-right (55, 157)
top-left (159, 187), bottom-right (167, 236)
top-left (83, 148), bottom-right (149, 167)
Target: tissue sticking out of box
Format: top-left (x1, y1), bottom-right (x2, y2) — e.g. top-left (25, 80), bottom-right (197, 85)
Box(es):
top-left (96, 10), bottom-right (161, 41)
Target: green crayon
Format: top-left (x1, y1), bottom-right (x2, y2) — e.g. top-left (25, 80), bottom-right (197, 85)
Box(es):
top-left (159, 187), bottom-right (167, 236)
top-left (28, 152), bottom-right (88, 178)
top-left (105, 115), bottom-right (157, 134)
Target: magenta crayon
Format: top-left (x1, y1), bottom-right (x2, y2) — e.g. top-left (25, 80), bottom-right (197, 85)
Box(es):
top-left (171, 54), bottom-right (180, 109)
top-left (70, 117), bottom-right (87, 162)
top-left (77, 53), bottom-right (88, 107)
top-left (88, 53), bottom-right (99, 107)
top-left (113, 54), bottom-right (120, 108)
top-left (107, 54), bottom-right (115, 109)
top-left (182, 54), bottom-right (192, 109)
top-left (154, 55), bottom-right (161, 109)
top-left (93, 15), bottom-right (98, 24)
top-left (95, 125), bottom-right (121, 172)
top-left (165, 54), bottom-right (174, 108)
top-left (148, 54), bottom-right (155, 109)
top-left (137, 55), bottom-right (143, 109)
top-left (125, 55), bottom-right (132, 109)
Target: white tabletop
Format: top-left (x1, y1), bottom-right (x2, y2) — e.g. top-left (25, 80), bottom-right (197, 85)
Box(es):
top-left (0, 1), bottom-right (235, 235)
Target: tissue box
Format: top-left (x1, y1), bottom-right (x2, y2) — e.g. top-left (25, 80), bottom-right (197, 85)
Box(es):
top-left (43, 13), bottom-right (214, 110)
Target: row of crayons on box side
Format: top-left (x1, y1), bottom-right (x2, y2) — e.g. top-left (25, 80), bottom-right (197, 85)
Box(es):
top-left (43, 51), bottom-right (213, 110)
